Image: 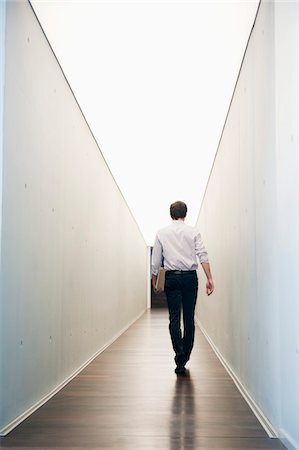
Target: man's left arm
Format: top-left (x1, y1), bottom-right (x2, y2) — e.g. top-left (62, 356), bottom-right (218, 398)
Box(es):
top-left (152, 274), bottom-right (158, 290)
top-left (151, 235), bottom-right (162, 290)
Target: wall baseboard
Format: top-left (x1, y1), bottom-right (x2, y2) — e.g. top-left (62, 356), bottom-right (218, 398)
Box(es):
top-left (196, 319), bottom-right (278, 439)
top-left (0, 309), bottom-right (146, 437)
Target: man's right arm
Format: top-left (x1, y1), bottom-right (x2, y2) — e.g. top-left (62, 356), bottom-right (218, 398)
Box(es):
top-left (201, 262), bottom-right (214, 296)
top-left (195, 232), bottom-right (214, 295)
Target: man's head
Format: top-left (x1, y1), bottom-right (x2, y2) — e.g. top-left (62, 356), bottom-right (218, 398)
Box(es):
top-left (170, 201), bottom-right (187, 220)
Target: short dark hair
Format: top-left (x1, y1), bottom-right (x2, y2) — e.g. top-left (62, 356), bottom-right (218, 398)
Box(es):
top-left (170, 201), bottom-right (187, 220)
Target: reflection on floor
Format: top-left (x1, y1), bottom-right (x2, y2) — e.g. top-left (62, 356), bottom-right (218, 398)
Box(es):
top-left (0, 309), bottom-right (285, 449)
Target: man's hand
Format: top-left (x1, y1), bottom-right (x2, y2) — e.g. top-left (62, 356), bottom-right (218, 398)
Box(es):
top-left (206, 278), bottom-right (214, 296)
top-left (152, 274), bottom-right (157, 291)
top-left (201, 263), bottom-right (214, 296)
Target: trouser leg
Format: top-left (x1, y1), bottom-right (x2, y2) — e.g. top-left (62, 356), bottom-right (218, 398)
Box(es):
top-left (182, 273), bottom-right (198, 362)
top-left (165, 275), bottom-right (184, 365)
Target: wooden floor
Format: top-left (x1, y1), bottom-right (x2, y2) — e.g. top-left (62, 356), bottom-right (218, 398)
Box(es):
top-left (1, 308), bottom-right (285, 450)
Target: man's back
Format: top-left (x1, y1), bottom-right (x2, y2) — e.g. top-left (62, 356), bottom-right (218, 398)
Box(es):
top-left (152, 219), bottom-right (208, 274)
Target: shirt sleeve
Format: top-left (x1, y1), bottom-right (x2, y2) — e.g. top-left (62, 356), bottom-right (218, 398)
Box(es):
top-left (151, 234), bottom-right (163, 275)
top-left (195, 232), bottom-right (209, 263)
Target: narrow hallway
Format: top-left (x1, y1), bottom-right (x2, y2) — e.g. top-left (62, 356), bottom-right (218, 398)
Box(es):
top-left (0, 309), bottom-right (285, 450)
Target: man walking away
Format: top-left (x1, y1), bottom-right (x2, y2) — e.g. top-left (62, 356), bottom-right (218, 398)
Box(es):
top-left (152, 201), bottom-right (214, 374)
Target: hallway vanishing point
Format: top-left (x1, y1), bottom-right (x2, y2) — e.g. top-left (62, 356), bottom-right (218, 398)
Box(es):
top-left (0, 308), bottom-right (285, 450)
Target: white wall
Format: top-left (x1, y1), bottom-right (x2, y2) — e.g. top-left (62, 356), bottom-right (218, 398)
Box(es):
top-left (0, 1), bottom-right (147, 434)
top-left (196, 2), bottom-right (299, 449)
top-left (0, 0), bottom-right (5, 233)
top-left (0, 0), bottom-right (6, 431)
top-left (275, 3), bottom-right (299, 448)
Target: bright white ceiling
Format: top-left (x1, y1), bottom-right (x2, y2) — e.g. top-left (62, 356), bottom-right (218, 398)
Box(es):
top-left (31, 0), bottom-right (259, 246)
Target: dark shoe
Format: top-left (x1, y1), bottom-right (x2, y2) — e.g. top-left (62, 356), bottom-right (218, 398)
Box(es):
top-left (175, 366), bottom-right (186, 375)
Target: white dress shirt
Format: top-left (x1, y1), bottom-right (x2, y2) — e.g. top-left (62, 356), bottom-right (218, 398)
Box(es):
top-left (151, 219), bottom-right (209, 275)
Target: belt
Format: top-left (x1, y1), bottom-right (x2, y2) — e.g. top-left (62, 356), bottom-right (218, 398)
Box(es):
top-left (167, 270), bottom-right (196, 275)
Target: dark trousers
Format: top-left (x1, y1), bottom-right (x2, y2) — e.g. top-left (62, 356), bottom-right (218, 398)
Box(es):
top-left (165, 271), bottom-right (198, 367)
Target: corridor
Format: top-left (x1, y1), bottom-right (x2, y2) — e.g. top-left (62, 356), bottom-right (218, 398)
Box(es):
top-left (1, 1), bottom-right (299, 447)
top-left (0, 309), bottom-right (285, 450)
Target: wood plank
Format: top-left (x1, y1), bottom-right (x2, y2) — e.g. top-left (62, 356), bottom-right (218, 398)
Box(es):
top-left (0, 309), bottom-right (285, 449)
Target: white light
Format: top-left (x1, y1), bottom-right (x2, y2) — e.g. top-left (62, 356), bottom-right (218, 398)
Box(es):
top-left (31, 0), bottom-right (259, 245)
